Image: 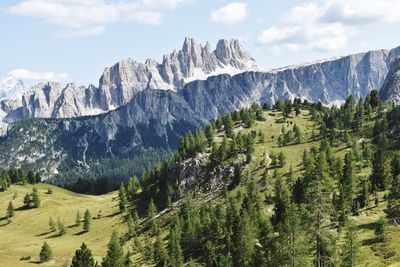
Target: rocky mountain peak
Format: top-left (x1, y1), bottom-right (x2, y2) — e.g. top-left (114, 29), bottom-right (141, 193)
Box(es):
top-left (0, 75), bottom-right (28, 102)
top-left (95, 37), bottom-right (261, 109)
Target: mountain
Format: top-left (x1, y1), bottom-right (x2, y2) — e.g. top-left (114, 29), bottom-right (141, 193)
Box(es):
top-left (0, 89), bottom-right (204, 181)
top-left (0, 75), bottom-right (28, 101)
top-left (0, 75), bottom-right (28, 134)
top-left (2, 39), bottom-right (400, 130)
top-left (0, 38), bottom-right (260, 126)
top-left (2, 40), bottom-right (400, 182)
top-left (380, 57), bottom-right (400, 104)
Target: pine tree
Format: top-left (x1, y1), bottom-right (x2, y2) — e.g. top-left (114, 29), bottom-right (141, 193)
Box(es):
top-left (49, 217), bottom-right (56, 232)
top-left (370, 149), bottom-right (387, 191)
top-left (231, 210), bottom-right (256, 266)
top-left (35, 172), bottom-right (41, 183)
top-left (154, 236), bottom-right (168, 267)
top-left (102, 231), bottom-right (124, 267)
top-left (169, 222), bottom-right (183, 267)
top-left (232, 165), bottom-right (242, 187)
top-left (23, 193), bottom-right (31, 208)
top-left (126, 175), bottom-right (140, 199)
top-left (118, 184), bottom-right (127, 212)
top-left (83, 209), bottom-right (92, 232)
top-left (204, 124), bottom-right (215, 145)
top-left (307, 152), bottom-right (335, 267)
top-left (58, 219), bottom-right (66, 236)
top-left (261, 169), bottom-right (268, 187)
top-left (76, 210), bottom-right (81, 226)
top-left (32, 188), bottom-right (40, 208)
top-left (369, 90), bottom-right (379, 109)
top-left (278, 151), bottom-right (286, 167)
top-left (126, 214), bottom-right (135, 238)
top-left (224, 113), bottom-right (234, 137)
top-left (293, 124), bottom-right (302, 143)
top-left (375, 217), bottom-right (388, 243)
top-left (71, 243), bottom-right (97, 267)
top-left (148, 199), bottom-right (159, 235)
top-left (340, 220), bottom-right (359, 267)
top-left (27, 170), bottom-right (35, 184)
top-left (7, 201), bottom-right (14, 218)
top-left (124, 251), bottom-right (133, 267)
top-left (340, 153), bottom-right (355, 215)
top-left (278, 203), bottom-right (311, 267)
top-left (39, 242), bottom-right (53, 262)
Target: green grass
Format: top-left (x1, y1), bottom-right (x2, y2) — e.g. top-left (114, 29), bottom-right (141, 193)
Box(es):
top-left (2, 108), bottom-right (400, 266)
top-left (0, 183), bottom-right (125, 266)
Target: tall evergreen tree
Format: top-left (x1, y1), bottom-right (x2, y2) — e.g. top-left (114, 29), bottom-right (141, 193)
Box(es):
top-left (7, 201), bottom-right (14, 218)
top-left (32, 188), bottom-right (40, 208)
top-left (118, 184), bottom-right (127, 212)
top-left (340, 153), bottom-right (355, 215)
top-left (223, 114), bottom-right (234, 137)
top-left (102, 231), bottom-right (124, 267)
top-left (231, 210), bottom-right (256, 266)
top-left (169, 224), bottom-right (183, 267)
top-left (154, 236), bottom-right (168, 267)
top-left (58, 219), bottom-right (66, 236)
top-left (76, 210), bottom-right (81, 226)
top-left (375, 217), bottom-right (388, 243)
top-left (370, 149), bottom-right (387, 191)
top-left (340, 220), bottom-right (359, 267)
top-left (307, 153), bottom-right (335, 267)
top-left (83, 209), bottom-right (92, 232)
top-left (39, 242), bottom-right (53, 262)
top-left (71, 243), bottom-right (97, 267)
top-left (148, 199), bottom-right (159, 235)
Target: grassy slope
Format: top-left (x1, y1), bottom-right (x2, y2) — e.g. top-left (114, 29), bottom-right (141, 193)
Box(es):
top-left (1, 108), bottom-right (400, 266)
top-left (0, 184), bottom-right (126, 266)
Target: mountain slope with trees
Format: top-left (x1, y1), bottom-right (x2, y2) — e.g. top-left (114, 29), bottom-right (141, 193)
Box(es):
top-left (2, 92), bottom-right (400, 266)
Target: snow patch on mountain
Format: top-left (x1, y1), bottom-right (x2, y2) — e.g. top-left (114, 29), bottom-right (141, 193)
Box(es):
top-left (0, 75), bottom-right (28, 101)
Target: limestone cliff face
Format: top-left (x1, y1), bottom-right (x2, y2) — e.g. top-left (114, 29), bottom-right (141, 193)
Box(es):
top-left (96, 38), bottom-right (260, 110)
top-left (380, 57), bottom-right (400, 104)
top-left (0, 38), bottom-right (260, 124)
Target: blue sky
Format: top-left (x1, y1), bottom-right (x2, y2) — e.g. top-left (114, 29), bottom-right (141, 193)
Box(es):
top-left (1, 0), bottom-right (400, 86)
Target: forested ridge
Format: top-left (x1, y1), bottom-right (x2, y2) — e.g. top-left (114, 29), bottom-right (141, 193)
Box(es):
top-left (2, 91), bottom-right (400, 266)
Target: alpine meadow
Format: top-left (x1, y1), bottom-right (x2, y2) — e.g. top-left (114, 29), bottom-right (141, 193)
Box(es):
top-left (2, 1), bottom-right (400, 266)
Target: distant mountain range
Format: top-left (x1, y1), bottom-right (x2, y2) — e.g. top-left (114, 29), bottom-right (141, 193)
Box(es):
top-left (1, 38), bottom-right (400, 182)
top-left (0, 38), bottom-right (261, 132)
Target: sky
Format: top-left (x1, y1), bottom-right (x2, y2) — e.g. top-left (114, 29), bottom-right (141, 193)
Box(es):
top-left (1, 0), bottom-right (400, 86)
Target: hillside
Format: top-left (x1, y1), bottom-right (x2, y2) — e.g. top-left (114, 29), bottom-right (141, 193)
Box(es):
top-left (2, 95), bottom-right (400, 266)
top-left (0, 184), bottom-right (125, 266)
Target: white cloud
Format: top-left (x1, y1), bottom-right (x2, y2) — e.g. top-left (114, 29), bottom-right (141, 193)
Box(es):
top-left (142, 0), bottom-right (188, 10)
top-left (8, 69), bottom-right (70, 82)
top-left (257, 0), bottom-right (400, 53)
top-left (322, 0), bottom-right (400, 24)
top-left (5, 0), bottom-right (191, 37)
top-left (60, 26), bottom-right (106, 38)
top-left (126, 11), bottom-right (163, 25)
top-left (210, 2), bottom-right (248, 26)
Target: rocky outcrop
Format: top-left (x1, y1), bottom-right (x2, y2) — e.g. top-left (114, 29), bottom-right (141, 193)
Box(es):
top-left (380, 57), bottom-right (400, 104)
